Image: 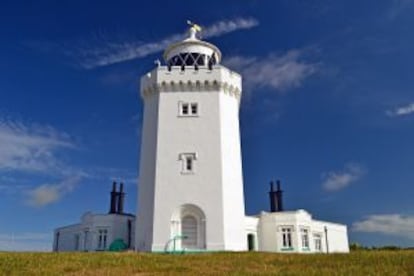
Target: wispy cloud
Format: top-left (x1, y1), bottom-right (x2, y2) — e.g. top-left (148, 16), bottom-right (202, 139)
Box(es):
top-left (322, 163), bottom-right (365, 191)
top-left (0, 118), bottom-right (74, 174)
top-left (224, 50), bottom-right (319, 93)
top-left (353, 214), bottom-right (414, 240)
top-left (73, 17), bottom-right (259, 69)
top-left (25, 176), bottom-right (82, 207)
top-left (0, 232), bottom-right (51, 251)
top-left (386, 102), bottom-right (414, 117)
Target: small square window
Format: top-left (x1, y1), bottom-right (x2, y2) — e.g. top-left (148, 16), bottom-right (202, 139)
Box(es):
top-left (179, 102), bottom-right (198, 117)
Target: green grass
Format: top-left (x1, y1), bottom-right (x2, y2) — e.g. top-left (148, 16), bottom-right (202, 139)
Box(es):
top-left (0, 251), bottom-right (413, 275)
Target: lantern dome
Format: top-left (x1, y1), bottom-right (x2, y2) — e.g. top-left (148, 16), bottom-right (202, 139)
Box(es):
top-left (163, 25), bottom-right (222, 67)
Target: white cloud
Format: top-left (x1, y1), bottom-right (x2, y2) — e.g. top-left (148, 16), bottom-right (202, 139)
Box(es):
top-left (201, 18), bottom-right (259, 38)
top-left (75, 17), bottom-right (259, 69)
top-left (224, 50), bottom-right (319, 92)
top-left (0, 118), bottom-right (74, 174)
top-left (25, 176), bottom-right (82, 207)
top-left (322, 163), bottom-right (365, 191)
top-left (353, 214), bottom-right (414, 240)
top-left (386, 102), bottom-right (414, 117)
top-left (0, 232), bottom-right (51, 251)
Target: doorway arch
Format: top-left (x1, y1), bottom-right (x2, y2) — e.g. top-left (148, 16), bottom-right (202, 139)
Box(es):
top-left (170, 204), bottom-right (206, 250)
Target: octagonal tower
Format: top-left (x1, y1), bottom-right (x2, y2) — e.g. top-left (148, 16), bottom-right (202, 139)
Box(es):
top-left (136, 24), bottom-right (246, 252)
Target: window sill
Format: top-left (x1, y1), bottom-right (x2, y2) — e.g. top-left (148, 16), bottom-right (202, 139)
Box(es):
top-left (181, 171), bottom-right (195, 175)
top-left (177, 115), bottom-right (199, 118)
top-left (281, 247), bottom-right (294, 251)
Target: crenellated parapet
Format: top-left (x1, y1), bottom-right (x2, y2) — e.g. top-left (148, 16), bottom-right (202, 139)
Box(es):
top-left (140, 65), bottom-right (242, 102)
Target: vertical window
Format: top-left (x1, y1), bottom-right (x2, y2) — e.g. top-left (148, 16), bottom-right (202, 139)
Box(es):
top-left (103, 231), bottom-right (107, 249)
top-left (300, 228), bottom-right (309, 248)
top-left (314, 233), bottom-right (322, 252)
top-left (74, 234), bottom-right (80, 251)
top-left (191, 103), bottom-right (198, 115)
top-left (180, 153), bottom-right (197, 173)
top-left (186, 156), bottom-right (193, 171)
top-left (84, 230), bottom-right (89, 251)
top-left (182, 103), bottom-right (189, 115)
top-left (281, 227), bottom-right (292, 248)
top-left (97, 229), bottom-right (108, 250)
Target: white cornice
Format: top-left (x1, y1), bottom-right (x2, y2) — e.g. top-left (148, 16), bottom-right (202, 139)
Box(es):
top-left (141, 80), bottom-right (241, 102)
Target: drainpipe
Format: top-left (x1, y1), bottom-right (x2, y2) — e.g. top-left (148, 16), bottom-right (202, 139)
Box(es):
top-left (324, 226), bottom-right (329, 254)
top-left (55, 232), bottom-right (60, 252)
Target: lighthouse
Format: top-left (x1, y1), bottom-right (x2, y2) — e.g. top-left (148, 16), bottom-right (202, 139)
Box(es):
top-left (53, 24), bottom-right (349, 254)
top-left (135, 23), bottom-right (246, 252)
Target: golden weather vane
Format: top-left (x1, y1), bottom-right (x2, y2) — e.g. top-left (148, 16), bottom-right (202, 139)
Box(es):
top-left (186, 20), bottom-right (202, 33)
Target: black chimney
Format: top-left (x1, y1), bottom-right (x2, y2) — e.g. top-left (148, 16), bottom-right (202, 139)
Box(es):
top-left (269, 179), bottom-right (284, 212)
top-left (109, 181), bottom-right (117, 214)
top-left (117, 182), bottom-right (125, 214)
top-left (269, 180), bottom-right (276, 212)
top-left (275, 180), bottom-right (284, 212)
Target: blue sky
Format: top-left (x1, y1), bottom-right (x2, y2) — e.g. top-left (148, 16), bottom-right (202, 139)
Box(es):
top-left (1, 0), bottom-right (414, 251)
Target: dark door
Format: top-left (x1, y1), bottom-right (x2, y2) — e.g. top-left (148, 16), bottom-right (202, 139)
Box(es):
top-left (247, 234), bottom-right (255, 251)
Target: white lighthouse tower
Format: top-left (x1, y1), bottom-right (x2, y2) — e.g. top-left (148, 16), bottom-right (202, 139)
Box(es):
top-left (136, 23), bottom-right (246, 252)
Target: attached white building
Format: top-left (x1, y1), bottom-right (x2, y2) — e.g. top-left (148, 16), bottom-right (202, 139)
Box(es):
top-left (53, 182), bottom-right (135, 252)
top-left (245, 210), bottom-right (349, 253)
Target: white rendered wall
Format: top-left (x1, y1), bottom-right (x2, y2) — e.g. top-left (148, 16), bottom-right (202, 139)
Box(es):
top-left (135, 93), bottom-right (160, 251)
top-left (137, 65), bottom-right (245, 251)
top-left (245, 216), bottom-right (259, 251)
top-left (54, 212), bottom-right (135, 252)
top-left (254, 210), bottom-right (349, 253)
top-left (219, 89), bottom-right (246, 250)
top-left (312, 220), bottom-right (350, 253)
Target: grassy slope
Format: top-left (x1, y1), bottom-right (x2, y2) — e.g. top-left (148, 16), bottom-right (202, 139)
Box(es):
top-left (0, 251), bottom-right (413, 275)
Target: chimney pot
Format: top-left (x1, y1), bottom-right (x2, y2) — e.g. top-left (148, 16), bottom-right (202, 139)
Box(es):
top-left (109, 181), bottom-right (118, 214)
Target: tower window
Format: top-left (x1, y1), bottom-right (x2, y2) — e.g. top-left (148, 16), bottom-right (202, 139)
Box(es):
top-left (179, 153), bottom-right (197, 174)
top-left (186, 156), bottom-right (193, 171)
top-left (191, 103), bottom-right (198, 115)
top-left (179, 102), bottom-right (198, 116)
top-left (181, 103), bottom-right (189, 115)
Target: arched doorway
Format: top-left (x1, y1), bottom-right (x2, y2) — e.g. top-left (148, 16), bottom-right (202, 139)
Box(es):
top-left (170, 204), bottom-right (206, 250)
top-left (181, 215), bottom-right (198, 248)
